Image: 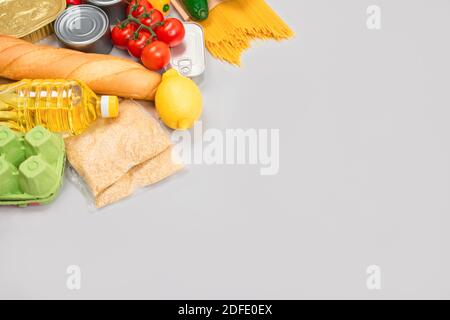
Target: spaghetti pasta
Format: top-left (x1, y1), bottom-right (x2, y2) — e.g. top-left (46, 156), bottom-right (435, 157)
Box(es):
top-left (200, 0), bottom-right (294, 65)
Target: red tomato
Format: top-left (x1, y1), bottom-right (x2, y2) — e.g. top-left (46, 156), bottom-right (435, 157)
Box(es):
top-left (66, 0), bottom-right (81, 4)
top-left (155, 18), bottom-right (185, 47)
top-left (127, 0), bottom-right (153, 18)
top-left (141, 41), bottom-right (171, 71)
top-left (111, 22), bottom-right (137, 50)
top-left (127, 30), bottom-right (153, 58)
top-left (140, 9), bottom-right (164, 28)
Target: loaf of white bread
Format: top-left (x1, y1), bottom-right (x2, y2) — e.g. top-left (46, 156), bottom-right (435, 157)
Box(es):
top-left (0, 35), bottom-right (161, 100)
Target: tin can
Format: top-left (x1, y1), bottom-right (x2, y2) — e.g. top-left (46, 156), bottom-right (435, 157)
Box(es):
top-left (0, 0), bottom-right (66, 43)
top-left (86, 0), bottom-right (127, 25)
top-left (169, 23), bottom-right (206, 83)
top-left (55, 5), bottom-right (113, 54)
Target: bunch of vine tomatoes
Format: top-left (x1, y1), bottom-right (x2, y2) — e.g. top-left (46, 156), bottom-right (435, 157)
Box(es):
top-left (111, 0), bottom-right (185, 71)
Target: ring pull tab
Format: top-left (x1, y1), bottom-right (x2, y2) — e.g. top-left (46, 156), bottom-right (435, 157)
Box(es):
top-left (177, 58), bottom-right (192, 76)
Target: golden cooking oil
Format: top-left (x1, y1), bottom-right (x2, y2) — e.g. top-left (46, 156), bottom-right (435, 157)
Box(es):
top-left (0, 79), bottom-right (118, 135)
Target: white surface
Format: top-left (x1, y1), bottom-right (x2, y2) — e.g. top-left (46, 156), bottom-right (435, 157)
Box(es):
top-left (1, 1), bottom-right (450, 299)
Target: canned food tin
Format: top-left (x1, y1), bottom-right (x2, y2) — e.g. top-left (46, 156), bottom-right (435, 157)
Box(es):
top-left (0, 0), bottom-right (66, 43)
top-left (86, 0), bottom-right (127, 25)
top-left (55, 5), bottom-right (113, 54)
top-left (169, 23), bottom-right (206, 82)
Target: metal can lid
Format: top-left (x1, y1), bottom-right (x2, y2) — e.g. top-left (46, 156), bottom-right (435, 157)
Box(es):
top-left (55, 4), bottom-right (109, 46)
top-left (86, 0), bottom-right (123, 6)
top-left (170, 23), bottom-right (206, 78)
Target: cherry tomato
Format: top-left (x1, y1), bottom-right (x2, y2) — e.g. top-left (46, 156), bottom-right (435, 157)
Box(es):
top-left (66, 0), bottom-right (81, 5)
top-left (111, 22), bottom-right (137, 50)
top-left (155, 18), bottom-right (185, 47)
top-left (141, 41), bottom-right (171, 71)
top-left (127, 0), bottom-right (153, 18)
top-left (140, 9), bottom-right (164, 29)
top-left (127, 30), bottom-right (153, 58)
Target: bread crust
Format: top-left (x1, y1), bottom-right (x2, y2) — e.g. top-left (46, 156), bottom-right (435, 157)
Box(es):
top-left (0, 35), bottom-right (161, 100)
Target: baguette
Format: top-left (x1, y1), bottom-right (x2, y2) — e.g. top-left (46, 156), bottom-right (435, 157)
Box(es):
top-left (0, 35), bottom-right (161, 100)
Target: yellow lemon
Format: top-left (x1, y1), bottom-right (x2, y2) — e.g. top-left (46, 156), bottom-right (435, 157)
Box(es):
top-left (155, 69), bottom-right (203, 130)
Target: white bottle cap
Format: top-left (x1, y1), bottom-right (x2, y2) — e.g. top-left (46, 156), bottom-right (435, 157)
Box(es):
top-left (100, 96), bottom-right (119, 118)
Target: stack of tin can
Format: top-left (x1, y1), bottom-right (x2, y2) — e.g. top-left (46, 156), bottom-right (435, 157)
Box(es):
top-left (55, 4), bottom-right (113, 54)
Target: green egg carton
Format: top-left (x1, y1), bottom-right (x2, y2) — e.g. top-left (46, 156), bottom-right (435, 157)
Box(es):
top-left (0, 125), bottom-right (65, 207)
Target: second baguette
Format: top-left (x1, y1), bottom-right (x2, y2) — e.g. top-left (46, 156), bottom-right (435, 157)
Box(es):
top-left (0, 35), bottom-right (161, 100)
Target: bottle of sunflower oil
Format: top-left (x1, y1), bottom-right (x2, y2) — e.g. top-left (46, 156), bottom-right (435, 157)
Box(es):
top-left (0, 79), bottom-right (119, 136)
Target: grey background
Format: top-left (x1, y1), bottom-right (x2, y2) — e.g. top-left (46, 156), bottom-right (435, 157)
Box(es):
top-left (1, 0), bottom-right (450, 299)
